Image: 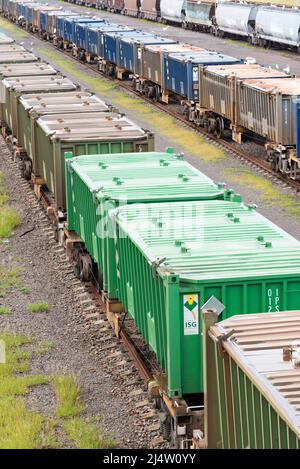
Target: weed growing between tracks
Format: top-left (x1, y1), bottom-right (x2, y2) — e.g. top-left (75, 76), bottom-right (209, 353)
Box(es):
top-left (27, 302), bottom-right (49, 313)
top-left (0, 172), bottom-right (20, 239)
top-left (223, 167), bottom-right (300, 217)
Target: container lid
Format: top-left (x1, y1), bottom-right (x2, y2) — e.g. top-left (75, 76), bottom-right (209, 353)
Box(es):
top-left (65, 16), bottom-right (104, 23)
top-left (0, 52), bottom-right (37, 63)
top-left (37, 112), bottom-right (149, 141)
top-left (167, 50), bottom-right (240, 64)
top-left (204, 63), bottom-right (291, 79)
top-left (120, 34), bottom-right (176, 45)
top-left (19, 91), bottom-right (109, 113)
top-left (0, 61), bottom-right (56, 77)
top-left (89, 23), bottom-right (133, 33)
top-left (0, 33), bottom-right (14, 44)
top-left (3, 75), bottom-right (76, 92)
top-left (68, 151), bottom-right (226, 202)
top-left (113, 200), bottom-right (300, 282)
top-left (211, 311), bottom-right (300, 438)
top-left (243, 77), bottom-right (300, 95)
top-left (144, 43), bottom-right (204, 54)
top-left (0, 44), bottom-right (25, 52)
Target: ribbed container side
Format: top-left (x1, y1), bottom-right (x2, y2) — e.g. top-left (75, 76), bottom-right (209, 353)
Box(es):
top-left (113, 200), bottom-right (300, 397)
top-left (66, 151), bottom-right (228, 298)
top-left (204, 311), bottom-right (300, 448)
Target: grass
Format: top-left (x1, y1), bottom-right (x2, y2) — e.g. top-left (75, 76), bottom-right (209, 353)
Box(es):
top-left (27, 302), bottom-right (49, 313)
top-left (0, 17), bottom-right (28, 38)
top-left (223, 167), bottom-right (300, 217)
top-left (0, 333), bottom-right (54, 449)
top-left (0, 306), bottom-right (10, 315)
top-left (0, 172), bottom-right (20, 239)
top-left (52, 375), bottom-right (85, 419)
top-left (34, 340), bottom-right (55, 356)
top-left (62, 418), bottom-right (116, 449)
top-left (20, 287), bottom-right (30, 295)
top-left (0, 266), bottom-right (20, 298)
top-left (38, 47), bottom-right (226, 164)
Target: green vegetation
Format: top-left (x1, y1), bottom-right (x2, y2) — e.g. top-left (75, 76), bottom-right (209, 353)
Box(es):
top-left (20, 287), bottom-right (30, 295)
top-left (34, 340), bottom-right (55, 356)
top-left (0, 333), bottom-right (52, 449)
top-left (27, 302), bottom-right (49, 313)
top-left (0, 172), bottom-right (20, 239)
top-left (38, 48), bottom-right (226, 164)
top-left (0, 306), bottom-right (10, 315)
top-left (0, 17), bottom-right (28, 38)
top-left (0, 266), bottom-right (20, 298)
top-left (62, 418), bottom-right (116, 449)
top-left (52, 375), bottom-right (85, 419)
top-left (223, 167), bottom-right (300, 217)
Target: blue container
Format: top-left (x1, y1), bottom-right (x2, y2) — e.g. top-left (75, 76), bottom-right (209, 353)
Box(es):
top-left (103, 30), bottom-right (140, 64)
top-left (74, 20), bottom-right (105, 50)
top-left (119, 34), bottom-right (176, 75)
top-left (56, 14), bottom-right (79, 39)
top-left (8, 0), bottom-right (14, 16)
top-left (24, 3), bottom-right (36, 24)
top-left (39, 10), bottom-right (47, 32)
top-left (163, 51), bottom-right (241, 101)
top-left (62, 16), bottom-right (98, 44)
top-left (17, 2), bottom-right (32, 19)
top-left (86, 23), bottom-right (133, 57)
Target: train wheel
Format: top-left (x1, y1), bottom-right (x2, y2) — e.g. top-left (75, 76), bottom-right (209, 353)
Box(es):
top-left (215, 117), bottom-right (224, 139)
top-left (79, 253), bottom-right (92, 283)
top-left (19, 158), bottom-right (32, 180)
top-left (159, 413), bottom-right (171, 441)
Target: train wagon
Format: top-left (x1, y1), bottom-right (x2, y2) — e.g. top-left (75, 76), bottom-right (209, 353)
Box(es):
top-left (55, 14), bottom-right (81, 47)
top-left (107, 0), bottom-right (124, 14)
top-left (255, 7), bottom-right (300, 50)
top-left (65, 150), bottom-right (229, 297)
top-left (0, 43), bottom-right (25, 52)
top-left (86, 23), bottom-right (133, 62)
top-left (0, 75), bottom-right (77, 138)
top-left (112, 199), bottom-right (300, 400)
top-left (196, 64), bottom-right (289, 140)
top-left (118, 33), bottom-right (176, 77)
top-left (184, 0), bottom-right (215, 32)
top-left (123, 0), bottom-right (139, 17)
top-left (16, 0), bottom-right (37, 25)
top-left (31, 5), bottom-right (59, 32)
top-left (140, 0), bottom-right (160, 21)
top-left (16, 91), bottom-right (110, 179)
top-left (215, 2), bottom-right (258, 40)
top-left (0, 51), bottom-right (37, 64)
top-left (163, 50), bottom-right (240, 104)
top-left (33, 112), bottom-right (154, 210)
top-left (0, 61), bottom-right (56, 78)
top-left (73, 20), bottom-right (105, 57)
top-left (202, 310), bottom-right (300, 449)
top-left (237, 77), bottom-right (300, 178)
top-left (160, 0), bottom-right (185, 24)
top-left (100, 30), bottom-right (149, 74)
top-left (39, 9), bottom-right (68, 39)
top-left (137, 43), bottom-right (204, 99)
top-left (59, 16), bottom-right (101, 48)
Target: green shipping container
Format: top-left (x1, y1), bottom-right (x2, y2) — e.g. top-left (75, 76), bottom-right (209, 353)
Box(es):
top-left (0, 75), bottom-right (77, 139)
top-left (203, 310), bottom-right (300, 448)
top-left (17, 91), bottom-right (109, 163)
top-left (112, 200), bottom-right (300, 398)
top-left (65, 150), bottom-right (232, 299)
top-left (35, 113), bottom-right (154, 210)
top-left (0, 62), bottom-right (57, 79)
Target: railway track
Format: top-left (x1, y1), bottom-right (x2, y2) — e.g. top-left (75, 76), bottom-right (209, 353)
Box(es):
top-left (2, 15), bottom-right (300, 194)
top-left (0, 136), bottom-right (168, 448)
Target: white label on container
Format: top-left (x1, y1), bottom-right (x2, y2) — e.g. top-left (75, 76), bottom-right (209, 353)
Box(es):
top-left (183, 294), bottom-right (199, 336)
top-left (193, 66), bottom-right (198, 82)
top-left (137, 47), bottom-right (141, 60)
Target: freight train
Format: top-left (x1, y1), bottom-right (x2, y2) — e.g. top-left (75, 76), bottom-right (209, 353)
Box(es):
top-left (0, 8), bottom-right (300, 449)
top-left (61, 0), bottom-right (300, 54)
top-left (2, 0), bottom-right (300, 181)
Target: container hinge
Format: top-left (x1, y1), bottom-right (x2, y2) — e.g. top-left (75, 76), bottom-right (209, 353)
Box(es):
top-left (151, 257), bottom-right (167, 278)
top-left (66, 160), bottom-right (74, 173)
top-left (217, 329), bottom-right (235, 358)
top-left (92, 186), bottom-right (104, 203)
